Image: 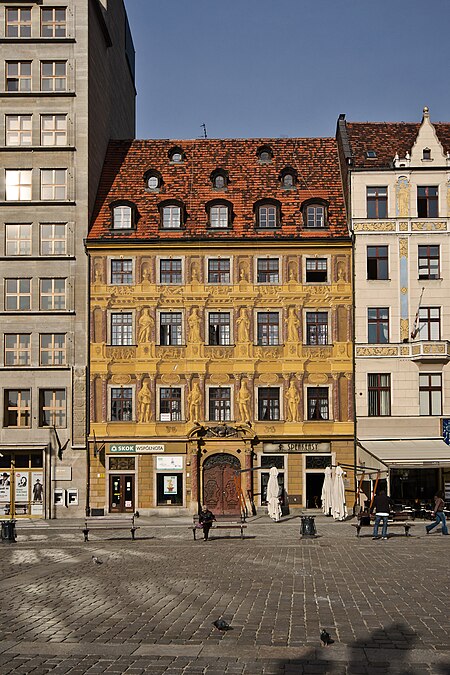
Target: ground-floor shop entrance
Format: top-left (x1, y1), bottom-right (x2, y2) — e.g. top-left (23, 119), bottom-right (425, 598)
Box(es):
top-left (0, 450), bottom-right (44, 518)
top-left (109, 474), bottom-right (135, 513)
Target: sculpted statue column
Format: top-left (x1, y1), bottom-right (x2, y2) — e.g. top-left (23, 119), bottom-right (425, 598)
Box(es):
top-left (285, 378), bottom-right (300, 422)
top-left (237, 307), bottom-right (250, 342)
top-left (188, 381), bottom-right (203, 422)
top-left (286, 307), bottom-right (300, 343)
top-left (138, 308), bottom-right (153, 343)
top-left (137, 378), bottom-right (151, 423)
top-left (238, 379), bottom-right (252, 422)
top-left (188, 307), bottom-right (202, 343)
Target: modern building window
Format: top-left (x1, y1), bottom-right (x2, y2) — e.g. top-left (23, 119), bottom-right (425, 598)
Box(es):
top-left (208, 312), bottom-right (231, 346)
top-left (160, 259), bottom-right (182, 284)
top-left (258, 387), bottom-right (280, 421)
top-left (417, 186), bottom-right (438, 218)
top-left (6, 8), bottom-right (32, 37)
top-left (40, 278), bottom-right (66, 310)
top-left (307, 387), bottom-right (329, 420)
top-left (306, 312), bottom-right (328, 345)
top-left (366, 187), bottom-right (388, 219)
top-left (40, 334), bottom-right (66, 365)
top-left (257, 203), bottom-right (278, 229)
top-left (40, 61), bottom-right (67, 92)
top-left (111, 259), bottom-right (133, 285)
top-left (160, 312), bottom-right (182, 346)
top-left (39, 389), bottom-right (66, 427)
top-left (419, 374), bottom-right (442, 416)
top-left (41, 7), bottom-right (67, 38)
top-left (368, 308), bottom-right (389, 344)
top-left (5, 278), bottom-right (31, 311)
top-left (209, 204), bottom-right (229, 228)
top-left (367, 246), bottom-right (388, 280)
top-left (5, 170), bottom-right (32, 201)
top-left (257, 312), bottom-right (279, 346)
top-left (159, 388), bottom-right (182, 421)
top-left (110, 388), bottom-right (133, 422)
top-left (208, 387), bottom-right (231, 422)
top-left (4, 334), bottom-right (31, 366)
top-left (111, 313), bottom-right (133, 346)
top-left (257, 258), bottom-right (279, 283)
top-left (418, 245), bottom-right (439, 280)
top-left (305, 258), bottom-right (327, 283)
top-left (207, 258), bottom-right (230, 284)
top-left (162, 205), bottom-right (181, 229)
top-left (5, 115), bottom-right (32, 146)
top-left (112, 205), bottom-right (132, 229)
top-left (4, 389), bottom-right (31, 427)
top-left (306, 204), bottom-right (325, 228)
top-left (368, 374), bottom-right (391, 416)
top-left (5, 224), bottom-right (31, 255)
top-left (41, 114), bottom-right (67, 146)
top-left (40, 169), bottom-right (67, 200)
top-left (6, 61), bottom-right (32, 91)
top-left (418, 307), bottom-right (440, 340)
top-left (40, 223), bottom-right (67, 255)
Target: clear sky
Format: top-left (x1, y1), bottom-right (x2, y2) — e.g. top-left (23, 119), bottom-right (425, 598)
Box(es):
top-left (123, 0), bottom-right (449, 140)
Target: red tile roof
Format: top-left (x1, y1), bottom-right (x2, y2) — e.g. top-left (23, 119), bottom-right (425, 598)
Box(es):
top-left (345, 122), bottom-right (450, 168)
top-left (89, 138), bottom-right (348, 241)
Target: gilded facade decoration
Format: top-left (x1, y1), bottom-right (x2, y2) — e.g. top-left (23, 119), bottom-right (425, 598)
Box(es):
top-left (138, 381), bottom-right (151, 423)
top-left (400, 318), bottom-right (409, 342)
top-left (353, 222), bottom-right (395, 231)
top-left (137, 308), bottom-right (153, 343)
top-left (411, 221), bottom-right (446, 231)
top-left (356, 347), bottom-right (399, 356)
top-left (188, 381), bottom-right (203, 422)
top-left (285, 380), bottom-right (300, 422)
top-left (397, 176), bottom-right (410, 217)
top-left (238, 380), bottom-right (252, 421)
top-left (399, 222), bottom-right (409, 231)
top-left (399, 238), bottom-right (408, 258)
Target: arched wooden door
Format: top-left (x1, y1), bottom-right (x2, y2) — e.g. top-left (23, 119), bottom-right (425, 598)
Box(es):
top-left (202, 453), bottom-right (241, 516)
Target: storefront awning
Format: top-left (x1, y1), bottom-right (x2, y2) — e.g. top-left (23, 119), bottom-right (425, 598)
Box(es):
top-left (358, 439), bottom-right (450, 468)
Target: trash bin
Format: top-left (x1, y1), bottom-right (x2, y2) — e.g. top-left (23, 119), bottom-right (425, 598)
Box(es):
top-left (1, 519), bottom-right (16, 542)
top-left (300, 515), bottom-right (316, 537)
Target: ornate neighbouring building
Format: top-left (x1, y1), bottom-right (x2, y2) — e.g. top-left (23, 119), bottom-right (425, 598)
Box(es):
top-left (337, 108), bottom-right (450, 503)
top-left (0, 0), bottom-right (135, 518)
top-left (87, 137), bottom-right (354, 516)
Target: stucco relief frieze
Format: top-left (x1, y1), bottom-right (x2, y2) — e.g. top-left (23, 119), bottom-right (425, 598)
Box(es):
top-left (356, 347), bottom-right (398, 356)
top-left (204, 346), bottom-right (233, 359)
top-left (303, 347), bottom-right (332, 359)
top-left (107, 346), bottom-right (136, 361)
top-left (399, 238), bottom-right (408, 258)
top-left (353, 222), bottom-right (395, 232)
top-left (156, 347), bottom-right (185, 360)
top-left (254, 346), bottom-right (282, 359)
top-left (411, 221), bottom-right (447, 231)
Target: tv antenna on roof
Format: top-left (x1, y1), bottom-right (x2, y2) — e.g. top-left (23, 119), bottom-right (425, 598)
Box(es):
top-left (201, 123), bottom-right (207, 139)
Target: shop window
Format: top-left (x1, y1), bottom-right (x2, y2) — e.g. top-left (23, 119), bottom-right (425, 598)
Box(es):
top-left (156, 473), bottom-right (183, 505)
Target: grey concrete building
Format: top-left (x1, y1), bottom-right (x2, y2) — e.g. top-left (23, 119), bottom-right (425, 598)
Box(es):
top-left (0, 0), bottom-right (135, 518)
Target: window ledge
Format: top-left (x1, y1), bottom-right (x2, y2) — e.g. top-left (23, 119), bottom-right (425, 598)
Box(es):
top-left (1, 146), bottom-right (75, 152)
top-left (0, 38), bottom-right (75, 44)
top-left (3, 91), bottom-right (75, 97)
top-left (1, 201), bottom-right (76, 206)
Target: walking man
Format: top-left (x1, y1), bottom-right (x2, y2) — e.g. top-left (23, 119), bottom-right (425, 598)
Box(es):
top-left (426, 490), bottom-right (448, 535)
top-left (371, 489), bottom-right (392, 540)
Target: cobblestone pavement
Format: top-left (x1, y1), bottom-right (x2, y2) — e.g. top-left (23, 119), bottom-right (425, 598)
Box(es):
top-left (0, 514), bottom-right (449, 674)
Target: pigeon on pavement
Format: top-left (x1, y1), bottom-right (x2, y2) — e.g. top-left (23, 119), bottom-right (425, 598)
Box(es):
top-left (92, 555), bottom-right (103, 565)
top-left (320, 629), bottom-right (334, 646)
top-left (213, 619), bottom-right (232, 631)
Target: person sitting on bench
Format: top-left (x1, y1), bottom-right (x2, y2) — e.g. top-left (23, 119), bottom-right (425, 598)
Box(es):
top-left (198, 505), bottom-right (216, 541)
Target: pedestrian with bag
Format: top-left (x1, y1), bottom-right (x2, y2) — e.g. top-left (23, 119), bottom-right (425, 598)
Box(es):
top-left (198, 504), bottom-right (216, 541)
top-left (371, 489), bottom-right (392, 540)
top-left (426, 490), bottom-right (448, 535)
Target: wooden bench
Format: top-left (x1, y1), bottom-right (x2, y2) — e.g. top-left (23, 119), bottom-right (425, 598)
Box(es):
top-left (192, 515), bottom-right (247, 540)
top-left (352, 520), bottom-right (415, 537)
top-left (82, 515), bottom-right (138, 542)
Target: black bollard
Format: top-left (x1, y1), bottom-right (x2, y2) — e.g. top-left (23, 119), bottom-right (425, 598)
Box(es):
top-left (300, 515), bottom-right (316, 537)
top-left (1, 519), bottom-right (16, 542)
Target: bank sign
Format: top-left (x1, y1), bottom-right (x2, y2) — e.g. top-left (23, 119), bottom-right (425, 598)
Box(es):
top-left (263, 442), bottom-right (330, 454)
top-left (109, 444), bottom-right (165, 453)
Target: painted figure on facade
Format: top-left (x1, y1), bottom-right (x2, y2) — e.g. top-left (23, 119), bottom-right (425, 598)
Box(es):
top-left (238, 379), bottom-right (251, 421)
top-left (138, 380), bottom-right (151, 423)
top-left (286, 379), bottom-right (300, 422)
top-left (397, 177), bottom-right (410, 217)
top-left (188, 381), bottom-right (202, 421)
top-left (237, 307), bottom-right (250, 342)
top-left (286, 307), bottom-right (300, 342)
top-left (191, 263), bottom-right (199, 282)
top-left (188, 308), bottom-right (201, 343)
top-left (137, 308), bottom-right (153, 343)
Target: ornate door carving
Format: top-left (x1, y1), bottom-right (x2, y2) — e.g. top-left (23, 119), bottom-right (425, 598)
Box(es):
top-left (202, 453), bottom-right (241, 515)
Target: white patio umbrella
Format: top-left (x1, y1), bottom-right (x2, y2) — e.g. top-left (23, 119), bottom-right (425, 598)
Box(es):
top-left (332, 465), bottom-right (348, 521)
top-left (266, 466), bottom-right (282, 522)
top-left (321, 466), bottom-right (333, 516)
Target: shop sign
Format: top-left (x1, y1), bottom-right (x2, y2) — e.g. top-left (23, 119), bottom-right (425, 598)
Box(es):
top-left (109, 444), bottom-right (136, 453)
top-left (109, 443), bottom-right (165, 453)
top-left (136, 444), bottom-right (164, 453)
top-left (156, 456), bottom-right (183, 470)
top-left (263, 441), bottom-right (331, 454)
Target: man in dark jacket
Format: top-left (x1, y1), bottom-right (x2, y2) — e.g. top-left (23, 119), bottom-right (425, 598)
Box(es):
top-left (371, 490), bottom-right (392, 540)
top-left (198, 505), bottom-right (216, 541)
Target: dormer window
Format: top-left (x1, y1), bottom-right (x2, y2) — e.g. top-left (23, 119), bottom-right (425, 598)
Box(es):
top-left (255, 199), bottom-right (281, 229)
top-left (210, 169), bottom-right (228, 190)
top-left (144, 170), bottom-right (162, 191)
top-left (422, 148), bottom-right (431, 160)
top-left (111, 203), bottom-right (135, 230)
top-left (257, 145), bottom-right (273, 163)
top-left (279, 167), bottom-right (297, 189)
top-left (365, 150), bottom-right (377, 159)
top-left (159, 200), bottom-right (184, 229)
top-left (302, 199), bottom-right (328, 228)
top-left (206, 199), bottom-right (233, 229)
top-left (169, 146), bottom-right (184, 163)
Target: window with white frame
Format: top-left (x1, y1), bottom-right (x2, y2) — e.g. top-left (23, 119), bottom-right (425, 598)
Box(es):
top-left (306, 311), bottom-right (328, 345)
top-left (110, 387), bottom-right (133, 421)
top-left (208, 312), bottom-right (231, 345)
top-left (5, 278), bottom-right (31, 310)
top-left (39, 389), bottom-right (66, 427)
top-left (5, 170), bottom-right (32, 201)
top-left (162, 205), bottom-right (181, 229)
top-left (159, 312), bottom-right (183, 346)
top-left (257, 203), bottom-right (279, 229)
top-left (258, 387), bottom-right (280, 421)
top-left (111, 259), bottom-right (133, 285)
top-left (159, 259), bottom-right (182, 284)
top-left (5, 224), bottom-right (31, 255)
top-left (40, 61), bottom-right (67, 92)
top-left (159, 387), bottom-right (182, 421)
top-left (208, 387), bottom-right (231, 421)
top-left (6, 8), bottom-right (32, 37)
top-left (419, 373), bottom-right (442, 416)
top-left (209, 204), bottom-right (229, 228)
top-left (257, 312), bottom-right (279, 346)
top-left (41, 114), bottom-right (67, 146)
top-left (41, 7), bottom-right (67, 38)
top-left (418, 307), bottom-right (440, 340)
top-left (256, 258), bottom-right (279, 283)
top-left (111, 313), bottom-right (133, 345)
top-left (207, 258), bottom-right (230, 284)
top-left (305, 204), bottom-right (326, 228)
top-left (40, 278), bottom-right (66, 310)
top-left (112, 205), bottom-right (132, 229)
top-left (40, 169), bottom-right (67, 200)
top-left (40, 223), bottom-right (67, 255)
top-left (4, 334), bottom-right (31, 366)
top-left (6, 61), bottom-right (31, 91)
top-left (40, 333), bottom-right (66, 365)
top-left (5, 115), bottom-right (32, 146)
